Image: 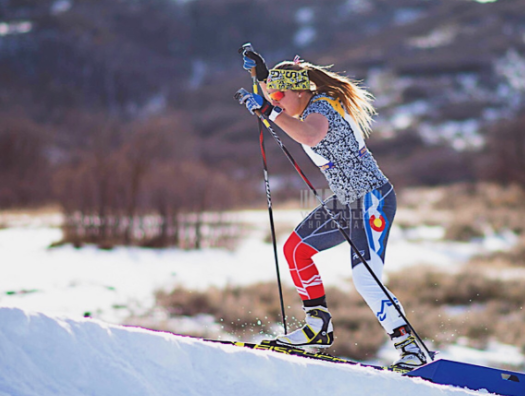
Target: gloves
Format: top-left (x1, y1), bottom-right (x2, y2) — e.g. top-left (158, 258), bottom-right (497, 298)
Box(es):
top-left (239, 92), bottom-right (273, 116)
top-left (242, 49), bottom-right (269, 82)
top-left (237, 91), bottom-right (284, 122)
top-left (242, 55), bottom-right (256, 71)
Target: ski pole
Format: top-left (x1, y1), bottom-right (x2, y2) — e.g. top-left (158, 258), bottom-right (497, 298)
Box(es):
top-left (240, 43), bottom-right (288, 335)
top-left (233, 88), bottom-right (433, 361)
top-left (239, 42), bottom-right (260, 94)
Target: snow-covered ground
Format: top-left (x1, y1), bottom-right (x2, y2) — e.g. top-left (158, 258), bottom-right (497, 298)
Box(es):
top-left (0, 209), bottom-right (522, 381)
top-left (0, 210), bottom-right (517, 323)
top-left (0, 306), bottom-right (499, 396)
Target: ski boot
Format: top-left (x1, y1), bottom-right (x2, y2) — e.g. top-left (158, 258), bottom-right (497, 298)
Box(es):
top-left (273, 306), bottom-right (334, 348)
top-left (391, 332), bottom-right (427, 372)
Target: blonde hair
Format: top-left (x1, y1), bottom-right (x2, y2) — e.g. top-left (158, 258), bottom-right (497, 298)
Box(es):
top-left (272, 61), bottom-right (376, 137)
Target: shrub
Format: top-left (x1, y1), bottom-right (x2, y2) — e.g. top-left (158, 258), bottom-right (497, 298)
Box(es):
top-left (152, 282), bottom-right (391, 360)
top-left (397, 183), bottom-right (525, 240)
top-left (147, 265), bottom-right (525, 369)
top-left (468, 236), bottom-right (525, 268)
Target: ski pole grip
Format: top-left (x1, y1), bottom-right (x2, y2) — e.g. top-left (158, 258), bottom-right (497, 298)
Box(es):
top-left (239, 42), bottom-right (254, 54)
top-left (233, 87), bottom-right (249, 102)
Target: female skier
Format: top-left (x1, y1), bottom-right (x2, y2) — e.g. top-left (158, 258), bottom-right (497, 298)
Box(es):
top-left (237, 48), bottom-right (427, 371)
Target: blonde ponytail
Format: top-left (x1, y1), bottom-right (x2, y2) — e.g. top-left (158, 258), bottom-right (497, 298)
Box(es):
top-left (272, 61), bottom-right (376, 137)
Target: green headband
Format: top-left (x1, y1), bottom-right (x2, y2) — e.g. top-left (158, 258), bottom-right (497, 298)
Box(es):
top-left (266, 69), bottom-right (310, 91)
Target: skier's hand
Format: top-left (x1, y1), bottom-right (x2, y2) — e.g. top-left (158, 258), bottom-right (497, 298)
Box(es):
top-left (240, 44), bottom-right (269, 82)
top-left (242, 54), bottom-right (257, 71)
top-left (238, 92), bottom-right (273, 116)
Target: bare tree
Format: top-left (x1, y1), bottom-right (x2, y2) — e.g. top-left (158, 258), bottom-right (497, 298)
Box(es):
top-left (481, 111), bottom-right (525, 187)
top-left (0, 113), bottom-right (53, 208)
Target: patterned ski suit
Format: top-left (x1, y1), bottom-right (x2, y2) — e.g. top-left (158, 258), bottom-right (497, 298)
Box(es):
top-left (284, 94), bottom-right (406, 334)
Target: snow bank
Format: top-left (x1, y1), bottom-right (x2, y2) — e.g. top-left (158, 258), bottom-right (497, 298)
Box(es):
top-left (0, 307), bottom-right (491, 396)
